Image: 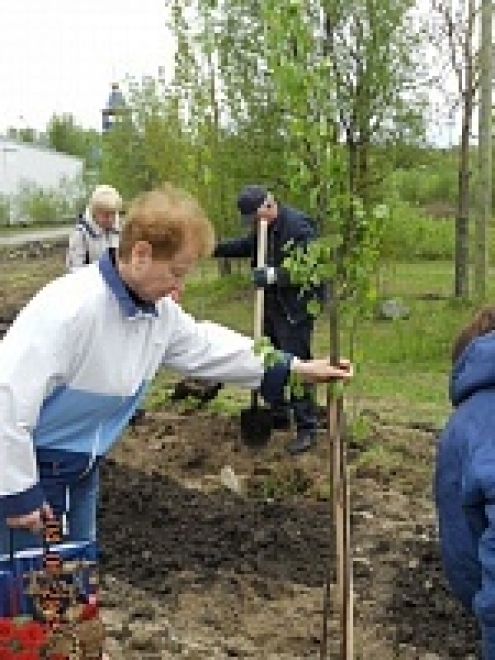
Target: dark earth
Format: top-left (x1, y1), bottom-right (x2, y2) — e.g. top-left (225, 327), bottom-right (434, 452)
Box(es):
top-left (0, 242), bottom-right (481, 658)
top-left (98, 408), bottom-right (479, 659)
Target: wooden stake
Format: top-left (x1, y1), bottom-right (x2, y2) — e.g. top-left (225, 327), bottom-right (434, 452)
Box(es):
top-left (332, 394), bottom-right (353, 659)
top-left (321, 388), bottom-right (353, 658)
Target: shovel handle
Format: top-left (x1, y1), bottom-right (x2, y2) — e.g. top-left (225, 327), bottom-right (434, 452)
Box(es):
top-left (254, 219), bottom-right (268, 341)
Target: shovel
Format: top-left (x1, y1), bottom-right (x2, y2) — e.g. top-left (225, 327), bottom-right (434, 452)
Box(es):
top-left (240, 219), bottom-right (273, 447)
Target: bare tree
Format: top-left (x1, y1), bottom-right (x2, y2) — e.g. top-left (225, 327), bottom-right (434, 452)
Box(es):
top-left (474, 0), bottom-right (492, 301)
top-left (431, 0), bottom-right (479, 299)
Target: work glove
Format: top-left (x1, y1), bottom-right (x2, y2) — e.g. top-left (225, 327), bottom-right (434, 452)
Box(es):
top-left (252, 267), bottom-right (277, 288)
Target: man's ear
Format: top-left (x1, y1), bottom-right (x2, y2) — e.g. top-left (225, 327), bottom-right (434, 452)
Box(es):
top-left (130, 241), bottom-right (153, 271)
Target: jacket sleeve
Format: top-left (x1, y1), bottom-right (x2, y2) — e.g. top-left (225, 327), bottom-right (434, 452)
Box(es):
top-left (469, 435), bottom-right (495, 658)
top-left (213, 234), bottom-right (253, 259)
top-left (473, 502), bottom-right (495, 659)
top-left (66, 228), bottom-right (88, 272)
top-left (160, 303), bottom-right (292, 404)
top-left (0, 297), bottom-right (72, 519)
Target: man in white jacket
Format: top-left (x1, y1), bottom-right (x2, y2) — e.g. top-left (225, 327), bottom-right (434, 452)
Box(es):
top-left (0, 183), bottom-right (352, 556)
top-left (66, 184), bottom-right (122, 272)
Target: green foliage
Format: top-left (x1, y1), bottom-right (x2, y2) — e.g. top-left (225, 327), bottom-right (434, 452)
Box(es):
top-left (390, 161), bottom-right (458, 209)
top-left (255, 0), bottom-right (414, 381)
top-left (379, 202), bottom-right (455, 262)
top-left (248, 465), bottom-right (312, 500)
top-left (6, 126), bottom-right (37, 144)
top-left (282, 238), bottom-right (339, 296)
top-left (168, 0), bottom-right (288, 238)
top-left (253, 336), bottom-right (284, 368)
top-left (14, 178), bottom-right (85, 224)
top-left (137, 256), bottom-right (491, 424)
top-left (45, 114), bottom-right (101, 165)
top-left (16, 185), bottom-right (62, 224)
top-left (99, 76), bottom-right (189, 199)
top-left (0, 195), bottom-right (10, 225)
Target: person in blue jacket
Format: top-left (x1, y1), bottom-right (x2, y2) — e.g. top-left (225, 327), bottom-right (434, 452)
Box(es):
top-left (214, 184), bottom-right (323, 455)
top-left (436, 305), bottom-right (495, 659)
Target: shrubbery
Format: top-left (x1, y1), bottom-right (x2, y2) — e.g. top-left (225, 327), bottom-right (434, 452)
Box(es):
top-left (380, 201), bottom-right (455, 262)
top-left (0, 176), bottom-right (86, 226)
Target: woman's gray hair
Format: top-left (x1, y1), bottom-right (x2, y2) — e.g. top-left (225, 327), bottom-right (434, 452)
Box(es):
top-left (89, 185), bottom-right (122, 212)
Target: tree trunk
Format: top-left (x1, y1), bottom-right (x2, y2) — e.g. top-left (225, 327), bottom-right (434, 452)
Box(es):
top-left (217, 256), bottom-right (232, 276)
top-left (474, 0), bottom-right (492, 301)
top-left (454, 87), bottom-right (473, 299)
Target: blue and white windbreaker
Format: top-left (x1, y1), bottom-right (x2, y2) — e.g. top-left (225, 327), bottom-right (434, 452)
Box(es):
top-left (0, 252), bottom-right (290, 519)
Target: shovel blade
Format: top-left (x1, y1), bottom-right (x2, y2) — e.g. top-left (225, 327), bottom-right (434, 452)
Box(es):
top-left (240, 406), bottom-right (272, 447)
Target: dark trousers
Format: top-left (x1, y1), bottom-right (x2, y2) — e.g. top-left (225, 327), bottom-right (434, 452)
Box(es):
top-left (264, 310), bottom-right (316, 433)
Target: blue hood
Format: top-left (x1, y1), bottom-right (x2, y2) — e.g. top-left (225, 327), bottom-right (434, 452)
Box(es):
top-left (450, 331), bottom-right (495, 407)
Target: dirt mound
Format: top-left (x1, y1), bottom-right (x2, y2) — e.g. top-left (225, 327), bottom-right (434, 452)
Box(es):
top-left (97, 408), bottom-right (480, 658)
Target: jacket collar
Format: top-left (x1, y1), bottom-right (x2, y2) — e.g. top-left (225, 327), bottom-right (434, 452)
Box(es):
top-left (98, 250), bottom-right (158, 319)
top-left (79, 210), bottom-right (119, 238)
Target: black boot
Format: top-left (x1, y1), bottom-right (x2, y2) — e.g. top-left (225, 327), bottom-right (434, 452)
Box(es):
top-left (272, 412), bottom-right (291, 430)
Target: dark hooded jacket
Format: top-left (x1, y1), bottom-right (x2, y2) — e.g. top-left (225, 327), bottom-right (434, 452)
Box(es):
top-left (435, 331), bottom-right (495, 659)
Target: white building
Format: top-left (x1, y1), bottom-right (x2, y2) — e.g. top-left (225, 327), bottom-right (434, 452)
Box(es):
top-left (0, 137), bottom-right (84, 222)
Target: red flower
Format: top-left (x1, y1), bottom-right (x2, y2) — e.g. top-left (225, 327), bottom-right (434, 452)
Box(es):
top-left (0, 648), bottom-right (15, 660)
top-left (14, 652), bottom-right (40, 660)
top-left (0, 619), bottom-right (14, 644)
top-left (13, 622), bottom-right (46, 649)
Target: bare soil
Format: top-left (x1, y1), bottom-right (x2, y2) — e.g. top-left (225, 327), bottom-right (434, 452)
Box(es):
top-left (0, 244), bottom-right (480, 659)
top-left (98, 409), bottom-right (478, 659)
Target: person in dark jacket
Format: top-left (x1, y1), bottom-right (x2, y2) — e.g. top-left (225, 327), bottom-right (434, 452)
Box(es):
top-left (435, 305), bottom-right (495, 659)
top-left (214, 184), bottom-right (321, 455)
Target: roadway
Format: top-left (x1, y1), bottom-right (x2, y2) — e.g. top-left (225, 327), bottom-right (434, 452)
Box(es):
top-left (0, 226), bottom-right (71, 246)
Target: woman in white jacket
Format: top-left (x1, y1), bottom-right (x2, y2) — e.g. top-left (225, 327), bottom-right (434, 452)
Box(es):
top-left (66, 184), bottom-right (121, 272)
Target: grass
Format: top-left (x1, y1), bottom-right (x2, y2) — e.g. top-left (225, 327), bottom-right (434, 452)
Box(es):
top-left (0, 247), bottom-right (484, 430)
top-left (148, 258), bottom-right (489, 429)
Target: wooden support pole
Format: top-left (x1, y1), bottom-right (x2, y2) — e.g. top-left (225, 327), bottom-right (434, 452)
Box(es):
top-left (320, 280), bottom-right (353, 659)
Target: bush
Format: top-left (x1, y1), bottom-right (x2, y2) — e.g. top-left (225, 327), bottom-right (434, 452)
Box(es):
top-left (12, 177), bottom-right (86, 225)
top-left (17, 186), bottom-right (60, 224)
top-left (380, 201), bottom-right (454, 262)
top-left (0, 195), bottom-right (10, 225)
top-left (392, 163), bottom-right (458, 209)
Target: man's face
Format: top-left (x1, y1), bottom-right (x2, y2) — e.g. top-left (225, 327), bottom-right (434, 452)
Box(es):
top-left (122, 242), bottom-right (198, 303)
top-left (94, 207), bottom-right (117, 230)
top-left (254, 195), bottom-right (277, 223)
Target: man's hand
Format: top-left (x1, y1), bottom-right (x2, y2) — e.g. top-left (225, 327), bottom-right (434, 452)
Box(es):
top-left (6, 502), bottom-right (54, 534)
top-left (292, 357), bottom-right (353, 383)
top-left (252, 267), bottom-right (277, 288)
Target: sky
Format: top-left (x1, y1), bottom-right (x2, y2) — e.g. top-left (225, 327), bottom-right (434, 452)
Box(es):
top-left (0, 0), bottom-right (464, 145)
top-left (0, 0), bottom-right (175, 133)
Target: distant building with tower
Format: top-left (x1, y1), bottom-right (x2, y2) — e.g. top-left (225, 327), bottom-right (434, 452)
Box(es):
top-left (101, 82), bottom-right (126, 132)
